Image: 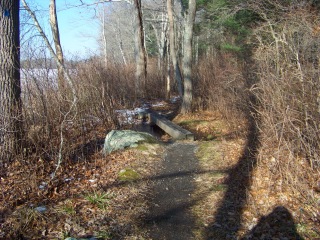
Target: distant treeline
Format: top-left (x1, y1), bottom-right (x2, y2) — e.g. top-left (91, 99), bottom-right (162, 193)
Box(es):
top-left (21, 58), bottom-right (90, 69)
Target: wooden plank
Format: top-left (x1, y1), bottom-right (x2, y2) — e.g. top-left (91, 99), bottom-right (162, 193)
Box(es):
top-left (148, 111), bottom-right (194, 140)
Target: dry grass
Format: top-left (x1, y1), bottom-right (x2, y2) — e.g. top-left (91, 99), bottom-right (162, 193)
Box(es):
top-left (176, 110), bottom-right (319, 239)
top-left (19, 57), bottom-right (170, 169)
top-left (249, 4), bottom-right (320, 236)
top-left (174, 111), bottom-right (247, 239)
top-left (193, 54), bottom-right (248, 131)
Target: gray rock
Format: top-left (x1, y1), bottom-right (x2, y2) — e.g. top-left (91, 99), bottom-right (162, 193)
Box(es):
top-left (103, 130), bottom-right (156, 155)
top-left (34, 206), bottom-right (47, 213)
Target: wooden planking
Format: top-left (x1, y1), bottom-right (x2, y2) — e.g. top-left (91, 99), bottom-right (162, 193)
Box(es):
top-left (148, 111), bottom-right (194, 140)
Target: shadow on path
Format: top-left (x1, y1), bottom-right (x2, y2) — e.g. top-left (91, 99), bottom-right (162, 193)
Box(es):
top-left (241, 206), bottom-right (303, 240)
top-left (143, 142), bottom-right (199, 240)
top-left (204, 116), bottom-right (260, 239)
top-left (203, 54), bottom-right (304, 239)
top-left (101, 167), bottom-right (227, 190)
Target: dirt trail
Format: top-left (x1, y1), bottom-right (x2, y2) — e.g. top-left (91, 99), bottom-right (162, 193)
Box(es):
top-left (144, 141), bottom-right (199, 240)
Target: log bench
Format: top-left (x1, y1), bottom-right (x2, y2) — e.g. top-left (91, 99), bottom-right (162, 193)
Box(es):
top-left (140, 110), bottom-right (194, 140)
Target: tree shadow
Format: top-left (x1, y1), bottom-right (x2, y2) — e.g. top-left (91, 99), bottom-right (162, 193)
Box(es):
top-left (100, 155), bottom-right (223, 239)
top-left (241, 206), bottom-right (303, 240)
top-left (203, 53), bottom-right (304, 240)
top-left (204, 114), bottom-right (260, 239)
top-left (100, 168), bottom-right (227, 190)
top-left (204, 52), bottom-right (262, 239)
top-left (141, 143), bottom-right (199, 239)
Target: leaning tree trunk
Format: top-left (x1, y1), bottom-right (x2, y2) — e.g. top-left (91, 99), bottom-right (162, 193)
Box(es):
top-left (181, 0), bottom-right (196, 114)
top-left (50, 0), bottom-right (65, 91)
top-left (0, 0), bottom-right (22, 164)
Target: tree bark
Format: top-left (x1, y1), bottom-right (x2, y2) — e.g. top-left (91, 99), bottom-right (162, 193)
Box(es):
top-left (167, 0), bottom-right (183, 97)
top-left (150, 22), bottom-right (161, 69)
top-left (181, 0), bottom-right (196, 114)
top-left (166, 42), bottom-right (171, 100)
top-left (102, 7), bottom-right (108, 66)
top-left (0, 0), bottom-right (22, 164)
top-left (134, 0), bottom-right (147, 97)
top-left (112, 19), bottom-right (127, 65)
top-left (49, 0), bottom-right (65, 91)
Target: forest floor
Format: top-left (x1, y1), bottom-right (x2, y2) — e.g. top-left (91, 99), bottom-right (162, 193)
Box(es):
top-left (0, 100), bottom-right (319, 239)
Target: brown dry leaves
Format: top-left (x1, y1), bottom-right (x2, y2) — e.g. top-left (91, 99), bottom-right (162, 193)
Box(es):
top-left (0, 133), bottom-right (164, 239)
top-left (1, 107), bottom-right (319, 239)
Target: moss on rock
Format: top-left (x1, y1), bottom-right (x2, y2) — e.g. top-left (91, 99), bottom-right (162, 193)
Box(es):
top-left (118, 168), bottom-right (140, 181)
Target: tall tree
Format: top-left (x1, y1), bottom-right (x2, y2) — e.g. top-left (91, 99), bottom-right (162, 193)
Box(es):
top-left (102, 6), bottom-right (108, 66)
top-left (0, 0), bottom-right (22, 164)
top-left (181, 0), bottom-right (196, 113)
top-left (49, 0), bottom-right (65, 91)
top-left (167, 0), bottom-right (183, 97)
top-left (112, 17), bottom-right (128, 65)
top-left (99, 2), bottom-right (135, 65)
top-left (134, 0), bottom-right (147, 97)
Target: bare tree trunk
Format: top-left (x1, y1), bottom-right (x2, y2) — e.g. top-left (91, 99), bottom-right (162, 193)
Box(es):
top-left (160, 9), bottom-right (168, 69)
top-left (195, 35), bottom-right (199, 64)
top-left (102, 7), bottom-right (108, 66)
top-left (150, 22), bottom-right (161, 69)
top-left (49, 0), bottom-right (65, 91)
top-left (166, 40), bottom-right (171, 100)
top-left (167, 0), bottom-right (183, 97)
top-left (134, 0), bottom-right (147, 97)
top-left (181, 0), bottom-right (196, 114)
top-left (112, 19), bottom-right (127, 65)
top-left (0, 0), bottom-right (22, 164)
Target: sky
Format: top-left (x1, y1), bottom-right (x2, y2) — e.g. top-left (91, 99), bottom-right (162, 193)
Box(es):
top-left (25, 0), bottom-right (102, 59)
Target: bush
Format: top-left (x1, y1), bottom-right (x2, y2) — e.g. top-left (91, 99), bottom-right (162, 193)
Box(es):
top-left (21, 56), bottom-right (169, 164)
top-left (193, 53), bottom-right (248, 131)
top-left (251, 3), bottom-right (320, 224)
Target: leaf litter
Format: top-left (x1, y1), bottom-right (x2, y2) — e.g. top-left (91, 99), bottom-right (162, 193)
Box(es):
top-left (0, 103), bottom-right (319, 239)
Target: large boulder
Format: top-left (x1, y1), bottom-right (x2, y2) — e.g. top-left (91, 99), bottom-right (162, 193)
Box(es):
top-left (103, 130), bottom-right (157, 155)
